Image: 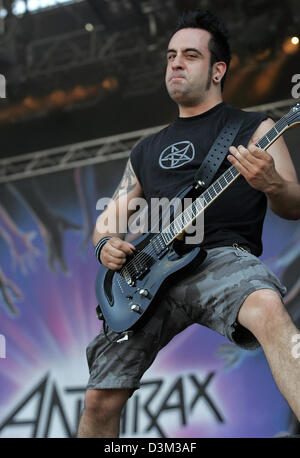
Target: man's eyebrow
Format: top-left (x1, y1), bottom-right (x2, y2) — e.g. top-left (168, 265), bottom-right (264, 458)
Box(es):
top-left (166, 48), bottom-right (203, 56)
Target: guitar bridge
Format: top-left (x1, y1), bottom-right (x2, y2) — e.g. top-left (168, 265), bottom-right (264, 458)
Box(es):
top-left (135, 265), bottom-right (149, 280)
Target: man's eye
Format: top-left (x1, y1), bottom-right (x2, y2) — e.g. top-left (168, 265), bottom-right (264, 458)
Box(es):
top-left (168, 54), bottom-right (175, 60)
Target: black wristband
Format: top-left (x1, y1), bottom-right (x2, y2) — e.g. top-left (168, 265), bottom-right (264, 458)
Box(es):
top-left (94, 236), bottom-right (111, 264)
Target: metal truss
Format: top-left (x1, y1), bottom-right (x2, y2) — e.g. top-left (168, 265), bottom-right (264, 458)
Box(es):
top-left (25, 25), bottom-right (167, 97)
top-left (0, 98), bottom-right (297, 184)
top-left (26, 26), bottom-right (149, 78)
top-left (0, 125), bottom-right (164, 183)
top-left (21, 0), bottom-right (173, 82)
top-left (0, 0), bottom-right (174, 92)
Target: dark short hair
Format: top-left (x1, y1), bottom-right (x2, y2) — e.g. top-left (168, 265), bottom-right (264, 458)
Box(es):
top-left (175, 9), bottom-right (231, 90)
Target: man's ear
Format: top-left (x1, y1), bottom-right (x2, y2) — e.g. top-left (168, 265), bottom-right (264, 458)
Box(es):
top-left (213, 61), bottom-right (227, 82)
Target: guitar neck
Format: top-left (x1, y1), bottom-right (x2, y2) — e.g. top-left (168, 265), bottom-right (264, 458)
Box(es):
top-left (162, 115), bottom-right (290, 245)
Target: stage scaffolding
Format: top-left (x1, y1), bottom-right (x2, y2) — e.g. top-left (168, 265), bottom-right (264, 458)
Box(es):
top-left (0, 98), bottom-right (297, 184)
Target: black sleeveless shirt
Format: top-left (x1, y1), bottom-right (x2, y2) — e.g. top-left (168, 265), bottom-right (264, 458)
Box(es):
top-left (130, 102), bottom-right (269, 256)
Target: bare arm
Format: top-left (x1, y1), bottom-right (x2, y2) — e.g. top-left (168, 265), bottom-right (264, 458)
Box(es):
top-left (228, 118), bottom-right (300, 220)
top-left (93, 159), bottom-right (144, 270)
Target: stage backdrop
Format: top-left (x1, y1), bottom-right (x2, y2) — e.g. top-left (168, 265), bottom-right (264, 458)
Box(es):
top-left (0, 154), bottom-right (299, 438)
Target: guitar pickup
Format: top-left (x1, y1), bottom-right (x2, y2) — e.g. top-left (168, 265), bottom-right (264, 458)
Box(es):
top-left (156, 247), bottom-right (168, 259)
top-left (151, 237), bottom-right (168, 259)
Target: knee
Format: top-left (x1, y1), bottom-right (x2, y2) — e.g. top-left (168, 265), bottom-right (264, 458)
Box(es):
top-left (84, 389), bottom-right (130, 421)
top-left (237, 289), bottom-right (287, 338)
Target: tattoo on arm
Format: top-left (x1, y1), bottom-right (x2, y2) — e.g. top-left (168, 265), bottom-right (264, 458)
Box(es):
top-left (112, 160), bottom-right (137, 200)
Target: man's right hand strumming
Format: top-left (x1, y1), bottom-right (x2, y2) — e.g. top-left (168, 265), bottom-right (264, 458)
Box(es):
top-left (100, 237), bottom-right (135, 270)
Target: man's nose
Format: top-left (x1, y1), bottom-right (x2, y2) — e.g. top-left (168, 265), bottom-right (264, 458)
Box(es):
top-left (171, 54), bottom-right (184, 69)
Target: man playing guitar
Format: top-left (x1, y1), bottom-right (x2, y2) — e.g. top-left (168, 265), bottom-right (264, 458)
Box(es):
top-left (77, 10), bottom-right (300, 438)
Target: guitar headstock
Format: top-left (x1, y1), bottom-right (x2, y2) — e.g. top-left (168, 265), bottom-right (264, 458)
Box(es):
top-left (285, 103), bottom-right (300, 126)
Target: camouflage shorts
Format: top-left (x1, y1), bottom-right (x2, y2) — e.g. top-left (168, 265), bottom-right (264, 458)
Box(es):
top-left (86, 245), bottom-right (287, 392)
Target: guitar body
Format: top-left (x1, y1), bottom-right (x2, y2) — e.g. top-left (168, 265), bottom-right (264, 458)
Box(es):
top-left (95, 185), bottom-right (207, 333)
top-left (95, 239), bottom-right (206, 333)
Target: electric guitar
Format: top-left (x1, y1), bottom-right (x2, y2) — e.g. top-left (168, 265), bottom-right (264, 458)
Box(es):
top-left (95, 104), bottom-right (300, 335)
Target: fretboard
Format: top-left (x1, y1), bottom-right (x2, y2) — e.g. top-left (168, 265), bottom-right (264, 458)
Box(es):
top-left (161, 115), bottom-right (289, 245)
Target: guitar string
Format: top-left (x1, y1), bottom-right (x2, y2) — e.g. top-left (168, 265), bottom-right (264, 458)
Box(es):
top-left (118, 175), bottom-right (254, 277)
top-left (114, 184), bottom-right (225, 287)
top-left (117, 147), bottom-right (259, 277)
top-left (118, 165), bottom-right (246, 277)
top-left (116, 170), bottom-right (237, 280)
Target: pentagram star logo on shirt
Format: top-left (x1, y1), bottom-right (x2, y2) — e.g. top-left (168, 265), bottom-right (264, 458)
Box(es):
top-left (159, 141), bottom-right (195, 169)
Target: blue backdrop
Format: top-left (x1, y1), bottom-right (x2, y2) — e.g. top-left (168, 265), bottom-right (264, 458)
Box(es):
top-left (0, 159), bottom-right (299, 438)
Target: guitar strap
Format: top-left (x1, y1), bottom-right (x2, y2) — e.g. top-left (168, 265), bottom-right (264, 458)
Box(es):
top-left (194, 107), bottom-right (243, 189)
